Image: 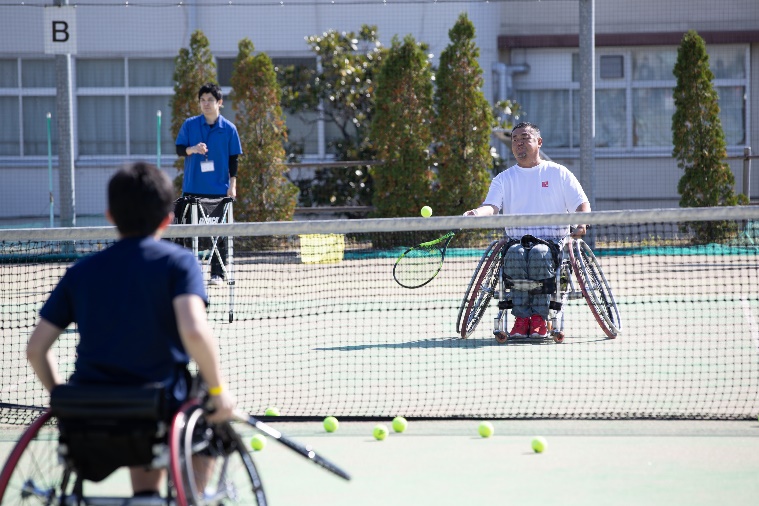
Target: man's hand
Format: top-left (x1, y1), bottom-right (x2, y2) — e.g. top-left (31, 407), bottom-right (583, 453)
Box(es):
top-left (189, 143), bottom-right (208, 156)
top-left (206, 390), bottom-right (237, 423)
top-left (227, 177), bottom-right (237, 199)
top-left (571, 224), bottom-right (588, 238)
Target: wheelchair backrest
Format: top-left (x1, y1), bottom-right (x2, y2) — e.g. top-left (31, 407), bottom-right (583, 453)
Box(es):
top-left (50, 383), bottom-right (169, 483)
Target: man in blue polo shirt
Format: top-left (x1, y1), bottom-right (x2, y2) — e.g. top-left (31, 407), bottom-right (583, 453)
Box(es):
top-left (27, 161), bottom-right (236, 497)
top-left (176, 82), bottom-right (242, 286)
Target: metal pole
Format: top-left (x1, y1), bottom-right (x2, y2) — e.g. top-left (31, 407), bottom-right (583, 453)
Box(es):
top-left (157, 110), bottom-right (162, 169)
top-left (46, 112), bottom-right (54, 228)
top-left (55, 0), bottom-right (76, 227)
top-left (579, 0), bottom-right (596, 212)
top-left (743, 147), bottom-right (751, 202)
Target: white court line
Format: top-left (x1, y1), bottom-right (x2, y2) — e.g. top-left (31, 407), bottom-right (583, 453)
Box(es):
top-left (741, 299), bottom-right (759, 353)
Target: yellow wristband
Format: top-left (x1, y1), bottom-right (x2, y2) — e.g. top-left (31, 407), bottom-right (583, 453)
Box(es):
top-left (208, 385), bottom-right (223, 396)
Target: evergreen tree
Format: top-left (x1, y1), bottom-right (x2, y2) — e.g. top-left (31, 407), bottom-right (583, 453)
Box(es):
top-left (279, 26), bottom-right (387, 210)
top-left (370, 35), bottom-right (435, 219)
top-left (231, 39), bottom-right (298, 223)
top-left (170, 30), bottom-right (217, 190)
top-left (432, 13), bottom-right (494, 217)
top-left (672, 30), bottom-right (747, 241)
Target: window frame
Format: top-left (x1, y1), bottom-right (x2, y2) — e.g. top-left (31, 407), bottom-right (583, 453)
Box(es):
top-left (511, 44), bottom-right (750, 158)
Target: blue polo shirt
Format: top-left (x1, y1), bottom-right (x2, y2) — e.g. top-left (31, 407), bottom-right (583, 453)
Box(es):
top-left (40, 236), bottom-right (208, 392)
top-left (176, 115), bottom-right (242, 196)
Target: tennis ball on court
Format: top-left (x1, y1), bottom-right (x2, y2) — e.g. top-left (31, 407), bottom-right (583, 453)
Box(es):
top-left (373, 424), bottom-right (389, 441)
top-left (250, 434), bottom-right (266, 451)
top-left (265, 406), bottom-right (280, 417)
top-left (392, 416), bottom-right (408, 433)
top-left (531, 436), bottom-right (547, 453)
top-left (420, 205), bottom-right (433, 218)
top-left (478, 421), bottom-right (494, 438)
top-left (323, 416), bottom-right (339, 433)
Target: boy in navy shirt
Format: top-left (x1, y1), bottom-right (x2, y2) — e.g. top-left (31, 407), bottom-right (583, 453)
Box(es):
top-left (27, 161), bottom-right (236, 496)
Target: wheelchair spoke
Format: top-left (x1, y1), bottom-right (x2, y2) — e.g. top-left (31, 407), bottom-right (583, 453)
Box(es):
top-left (0, 412), bottom-right (74, 505)
top-left (175, 404), bottom-right (266, 506)
top-left (460, 240), bottom-right (507, 338)
top-left (571, 239), bottom-right (622, 338)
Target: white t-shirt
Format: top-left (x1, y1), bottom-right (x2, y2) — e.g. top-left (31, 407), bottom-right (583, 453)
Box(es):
top-left (482, 160), bottom-right (588, 241)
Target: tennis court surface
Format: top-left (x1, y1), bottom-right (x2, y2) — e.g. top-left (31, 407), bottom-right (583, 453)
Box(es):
top-left (1, 207), bottom-right (759, 503)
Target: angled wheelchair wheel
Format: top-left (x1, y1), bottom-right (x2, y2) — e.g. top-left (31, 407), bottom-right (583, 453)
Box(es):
top-left (172, 402), bottom-right (266, 506)
top-left (458, 239), bottom-right (508, 339)
top-left (570, 239), bottom-right (622, 338)
top-left (0, 411), bottom-right (75, 504)
top-left (456, 240), bottom-right (499, 335)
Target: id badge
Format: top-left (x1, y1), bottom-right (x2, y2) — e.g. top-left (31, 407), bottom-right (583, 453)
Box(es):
top-left (201, 160), bottom-right (215, 173)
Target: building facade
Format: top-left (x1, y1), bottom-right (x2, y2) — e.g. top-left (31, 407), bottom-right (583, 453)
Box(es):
top-left (0, 0), bottom-right (756, 223)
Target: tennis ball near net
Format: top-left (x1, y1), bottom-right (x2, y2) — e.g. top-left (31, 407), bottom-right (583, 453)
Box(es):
top-left (373, 424), bottom-right (389, 441)
top-left (478, 421), bottom-right (494, 438)
top-left (392, 416), bottom-right (408, 433)
top-left (420, 206), bottom-right (433, 218)
top-left (265, 406), bottom-right (280, 417)
top-left (323, 416), bottom-right (339, 433)
top-left (531, 436), bottom-right (547, 453)
top-left (250, 434), bottom-right (267, 451)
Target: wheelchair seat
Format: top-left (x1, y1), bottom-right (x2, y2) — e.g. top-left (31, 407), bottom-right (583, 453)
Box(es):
top-left (50, 383), bottom-right (169, 483)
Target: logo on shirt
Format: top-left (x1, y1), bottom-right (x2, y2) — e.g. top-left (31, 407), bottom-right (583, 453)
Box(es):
top-left (199, 217), bottom-right (220, 224)
top-left (541, 181), bottom-right (549, 188)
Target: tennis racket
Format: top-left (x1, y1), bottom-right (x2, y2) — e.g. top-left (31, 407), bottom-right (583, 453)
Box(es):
top-left (393, 230), bottom-right (457, 289)
top-left (233, 410), bottom-right (351, 481)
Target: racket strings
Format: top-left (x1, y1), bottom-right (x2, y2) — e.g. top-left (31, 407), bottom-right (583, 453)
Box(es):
top-left (394, 246), bottom-right (444, 288)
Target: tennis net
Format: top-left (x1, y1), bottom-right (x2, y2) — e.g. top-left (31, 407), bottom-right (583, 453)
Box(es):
top-left (2, 206), bottom-right (759, 423)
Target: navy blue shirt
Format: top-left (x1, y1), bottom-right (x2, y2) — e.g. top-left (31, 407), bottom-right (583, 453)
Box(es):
top-left (40, 236), bottom-right (208, 388)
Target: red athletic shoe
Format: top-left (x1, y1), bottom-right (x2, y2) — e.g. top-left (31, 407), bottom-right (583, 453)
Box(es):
top-left (530, 314), bottom-right (548, 338)
top-left (510, 317), bottom-right (530, 338)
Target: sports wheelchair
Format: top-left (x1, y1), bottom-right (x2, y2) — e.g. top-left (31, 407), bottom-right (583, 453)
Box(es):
top-left (0, 384), bottom-right (266, 505)
top-left (457, 234), bottom-right (621, 343)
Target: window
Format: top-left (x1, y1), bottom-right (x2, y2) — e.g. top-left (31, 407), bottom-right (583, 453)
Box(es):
top-left (0, 58), bottom-right (57, 157)
top-left (513, 45), bottom-right (748, 152)
top-left (0, 57), bottom-right (174, 160)
top-left (77, 58), bottom-right (174, 157)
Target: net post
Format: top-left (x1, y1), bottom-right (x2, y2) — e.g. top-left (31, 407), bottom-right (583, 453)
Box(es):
top-left (743, 147), bottom-right (751, 202)
top-left (156, 110), bottom-right (162, 169)
top-left (46, 112), bottom-right (54, 228)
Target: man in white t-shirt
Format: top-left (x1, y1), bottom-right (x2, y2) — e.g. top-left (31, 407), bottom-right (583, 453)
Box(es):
top-left (463, 122), bottom-right (590, 338)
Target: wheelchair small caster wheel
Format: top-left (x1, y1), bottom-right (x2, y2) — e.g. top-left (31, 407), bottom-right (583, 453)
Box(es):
top-left (552, 332), bottom-right (564, 344)
top-left (495, 331), bottom-right (509, 344)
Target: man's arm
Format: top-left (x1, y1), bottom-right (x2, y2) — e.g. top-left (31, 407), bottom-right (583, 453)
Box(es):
top-left (227, 155), bottom-right (239, 199)
top-left (463, 204), bottom-right (499, 217)
top-left (173, 294), bottom-right (236, 422)
top-left (572, 202), bottom-right (591, 238)
top-left (27, 319), bottom-right (64, 392)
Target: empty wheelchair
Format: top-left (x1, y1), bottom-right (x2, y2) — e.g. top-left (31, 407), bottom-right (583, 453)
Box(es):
top-left (457, 234), bottom-right (621, 343)
top-left (0, 384), bottom-right (266, 505)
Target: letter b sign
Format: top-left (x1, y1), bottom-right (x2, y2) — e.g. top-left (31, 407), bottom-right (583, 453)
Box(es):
top-left (44, 6), bottom-right (77, 54)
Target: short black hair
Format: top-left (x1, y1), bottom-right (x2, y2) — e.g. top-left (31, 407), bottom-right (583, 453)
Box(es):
top-left (198, 82), bottom-right (223, 102)
top-left (108, 162), bottom-right (174, 237)
top-left (512, 122), bottom-right (541, 137)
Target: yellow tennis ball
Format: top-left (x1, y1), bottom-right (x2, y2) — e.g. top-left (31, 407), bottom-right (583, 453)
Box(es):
top-left (265, 406), bottom-right (280, 417)
top-left (250, 434), bottom-right (266, 451)
top-left (373, 424), bottom-right (389, 441)
top-left (392, 416), bottom-right (408, 433)
top-left (323, 416), bottom-right (339, 433)
top-left (531, 436), bottom-right (547, 453)
top-left (478, 421), bottom-right (494, 438)
top-left (420, 206), bottom-right (433, 218)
